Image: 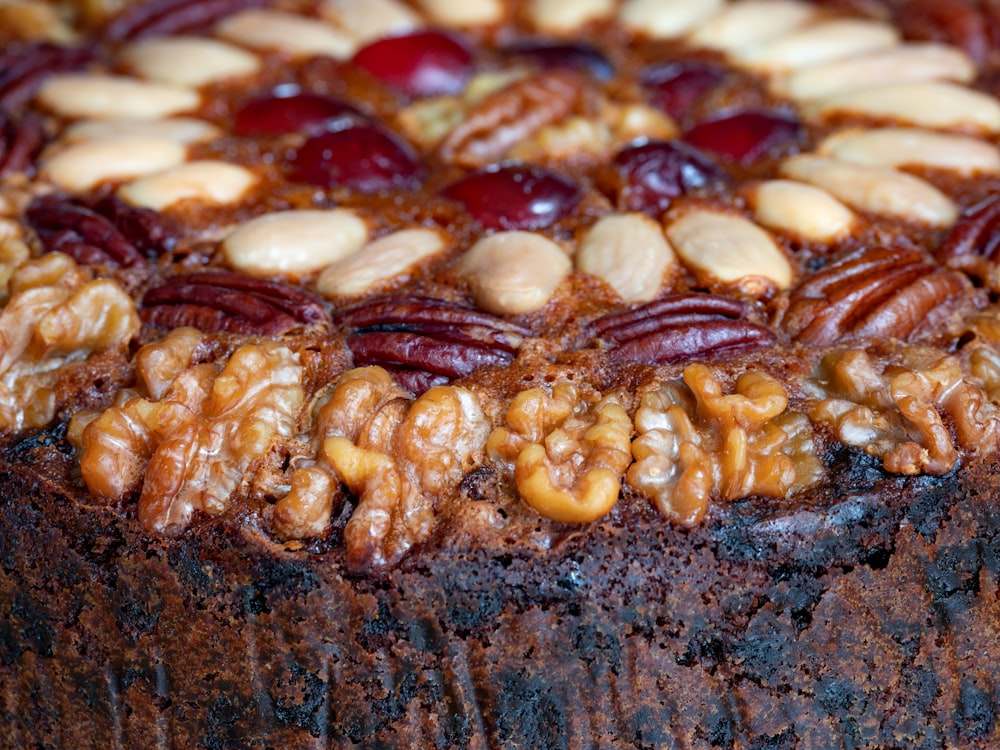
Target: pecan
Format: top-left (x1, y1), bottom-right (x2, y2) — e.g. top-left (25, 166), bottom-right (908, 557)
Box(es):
top-left (141, 272), bottom-right (329, 335)
top-left (0, 112), bottom-right (44, 178)
top-left (782, 245), bottom-right (969, 346)
top-left (104, 0), bottom-right (267, 41)
top-left (0, 42), bottom-right (93, 113)
top-left (935, 193), bottom-right (1000, 289)
top-left (25, 195), bottom-right (175, 269)
top-left (895, 0), bottom-right (999, 66)
top-left (586, 293), bottom-right (776, 366)
top-left (438, 70), bottom-right (584, 167)
top-left (337, 295), bottom-right (530, 391)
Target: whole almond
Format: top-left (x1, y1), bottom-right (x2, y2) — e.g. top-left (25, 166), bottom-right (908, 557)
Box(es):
top-left (37, 74), bottom-right (200, 120)
top-left (687, 0), bottom-right (816, 51)
top-left (118, 161), bottom-right (257, 210)
top-left (735, 19), bottom-right (900, 72)
top-left (619, 0), bottom-right (724, 38)
top-left (121, 36), bottom-right (260, 87)
top-left (215, 9), bottom-right (356, 58)
top-left (577, 213), bottom-right (677, 303)
top-left (752, 180), bottom-right (856, 242)
top-left (528, 0), bottom-right (614, 33)
top-left (42, 136), bottom-right (187, 192)
top-left (817, 128), bottom-right (1000, 176)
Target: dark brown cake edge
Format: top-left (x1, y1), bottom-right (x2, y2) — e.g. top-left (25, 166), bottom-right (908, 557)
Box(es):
top-left (1, 448), bottom-right (998, 749)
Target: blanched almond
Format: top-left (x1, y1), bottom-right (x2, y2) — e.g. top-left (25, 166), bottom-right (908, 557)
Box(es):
top-left (316, 228), bottom-right (450, 298)
top-left (666, 210), bottom-right (793, 290)
top-left (687, 0), bottom-right (816, 51)
top-left (41, 136), bottom-right (187, 192)
top-left (577, 213), bottom-right (677, 303)
top-left (779, 155), bottom-right (957, 227)
top-left (735, 19), bottom-right (900, 72)
top-left (619, 0), bottom-right (725, 39)
top-left (803, 81), bottom-right (1000, 134)
top-left (528, 0), bottom-right (615, 33)
top-left (118, 161), bottom-right (256, 210)
top-left (63, 117), bottom-right (221, 145)
top-left (776, 43), bottom-right (975, 101)
top-left (319, 0), bottom-right (421, 43)
top-left (818, 128), bottom-right (1000, 176)
top-left (223, 209), bottom-right (369, 277)
top-left (215, 9), bottom-right (356, 58)
top-left (36, 74), bottom-right (199, 120)
top-left (121, 36), bottom-right (260, 87)
top-left (752, 180), bottom-right (855, 242)
top-left (415, 0), bottom-right (505, 27)
top-left (459, 231), bottom-right (571, 314)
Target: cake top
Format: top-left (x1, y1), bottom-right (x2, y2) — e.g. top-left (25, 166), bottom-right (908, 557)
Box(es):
top-left (2, 0), bottom-right (1000, 571)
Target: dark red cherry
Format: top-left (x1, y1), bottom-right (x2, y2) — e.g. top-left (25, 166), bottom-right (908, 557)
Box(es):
top-left (640, 61), bottom-right (725, 121)
top-left (601, 140), bottom-right (728, 215)
top-left (502, 40), bottom-right (615, 81)
top-left (441, 164), bottom-right (581, 230)
top-left (351, 30), bottom-right (472, 98)
top-left (289, 124), bottom-right (424, 192)
top-left (233, 91), bottom-right (364, 136)
top-left (682, 110), bottom-right (803, 167)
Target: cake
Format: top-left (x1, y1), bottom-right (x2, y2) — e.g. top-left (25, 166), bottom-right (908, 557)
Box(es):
top-left (2, 0), bottom-right (1000, 747)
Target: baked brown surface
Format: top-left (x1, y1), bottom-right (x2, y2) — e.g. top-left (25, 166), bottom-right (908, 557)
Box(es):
top-left (2, 0), bottom-right (1000, 747)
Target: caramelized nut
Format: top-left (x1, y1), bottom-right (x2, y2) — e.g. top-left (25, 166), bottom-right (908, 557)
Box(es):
top-left (817, 128), bottom-right (1000, 176)
top-left (36, 73), bottom-right (200, 120)
top-left (735, 19), bottom-right (900, 72)
top-left (665, 209), bottom-right (793, 291)
top-left (576, 213), bottom-right (677, 303)
top-left (119, 160), bottom-right (256, 210)
top-left (527, 0), bottom-right (614, 34)
top-left (779, 155), bottom-right (957, 227)
top-left (619, 0), bottom-right (725, 39)
top-left (687, 0), bottom-right (815, 51)
top-left (121, 35), bottom-right (261, 87)
top-left (751, 179), bottom-right (856, 242)
top-left (215, 9), bottom-right (356, 58)
top-left (459, 231), bottom-right (571, 315)
top-left (414, 0), bottom-right (505, 27)
top-left (316, 228), bottom-right (450, 298)
top-left (63, 117), bottom-right (221, 145)
top-left (803, 81), bottom-right (1000, 134)
top-left (41, 136), bottom-right (187, 192)
top-left (222, 209), bottom-right (369, 277)
top-left (319, 0), bottom-right (421, 44)
top-left (777, 43), bottom-right (975, 101)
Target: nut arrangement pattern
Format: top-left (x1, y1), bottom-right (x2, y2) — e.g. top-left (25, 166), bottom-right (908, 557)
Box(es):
top-left (2, 0), bottom-right (1000, 570)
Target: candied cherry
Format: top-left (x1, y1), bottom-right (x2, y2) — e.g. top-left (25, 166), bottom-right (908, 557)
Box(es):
top-left (289, 124), bottom-right (424, 192)
top-left (351, 30), bottom-right (472, 98)
top-left (233, 90), bottom-right (364, 136)
top-left (441, 164), bottom-right (581, 230)
top-left (601, 140), bottom-right (728, 215)
top-left (640, 60), bottom-right (726, 121)
top-left (502, 40), bottom-right (615, 81)
top-left (682, 110), bottom-right (803, 167)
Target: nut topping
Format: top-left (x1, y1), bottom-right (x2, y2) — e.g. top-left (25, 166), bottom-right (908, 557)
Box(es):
top-left (576, 213), bottom-right (678, 303)
top-left (782, 245), bottom-right (969, 346)
top-left (0, 113), bottom-right (45, 178)
top-left (586, 293), bottom-right (776, 366)
top-left (141, 272), bottom-right (328, 335)
top-left (0, 42), bottom-right (93, 113)
top-left (935, 193), bottom-right (1000, 290)
top-left (104, 0), bottom-right (267, 41)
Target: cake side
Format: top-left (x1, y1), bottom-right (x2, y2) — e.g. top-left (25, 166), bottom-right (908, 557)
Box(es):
top-left (2, 450), bottom-right (997, 749)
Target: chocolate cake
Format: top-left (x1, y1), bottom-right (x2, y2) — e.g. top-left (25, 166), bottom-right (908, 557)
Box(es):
top-left (2, 0), bottom-right (1000, 746)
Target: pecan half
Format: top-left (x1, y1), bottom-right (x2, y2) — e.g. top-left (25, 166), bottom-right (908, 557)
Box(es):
top-left (0, 42), bottom-right (93, 113)
top-left (142, 272), bottom-right (329, 335)
top-left (896, 0), bottom-right (1000, 66)
top-left (25, 194), bottom-right (176, 268)
top-left (0, 112), bottom-right (44, 178)
top-left (104, 0), bottom-right (267, 41)
top-left (783, 245), bottom-right (969, 346)
top-left (337, 295), bottom-right (531, 392)
top-left (935, 193), bottom-right (1000, 289)
top-left (586, 293), bottom-right (776, 365)
top-left (438, 70), bottom-right (584, 167)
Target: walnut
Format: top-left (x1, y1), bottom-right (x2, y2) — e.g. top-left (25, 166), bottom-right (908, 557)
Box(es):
top-left (626, 365), bottom-right (814, 524)
top-left (0, 253), bottom-right (138, 431)
top-left (487, 382), bottom-right (633, 523)
top-left (80, 343), bottom-right (304, 534)
top-left (808, 348), bottom-right (1000, 475)
top-left (274, 367), bottom-right (490, 569)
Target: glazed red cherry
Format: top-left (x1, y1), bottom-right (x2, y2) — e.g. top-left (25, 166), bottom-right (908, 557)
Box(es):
top-left (502, 40), bottom-right (615, 81)
top-left (640, 61), bottom-right (725, 121)
top-left (602, 140), bottom-right (728, 215)
top-left (289, 124), bottom-right (424, 192)
top-left (441, 164), bottom-right (581, 230)
top-left (233, 91), bottom-right (364, 136)
top-left (351, 30), bottom-right (472, 98)
top-left (682, 110), bottom-right (803, 167)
